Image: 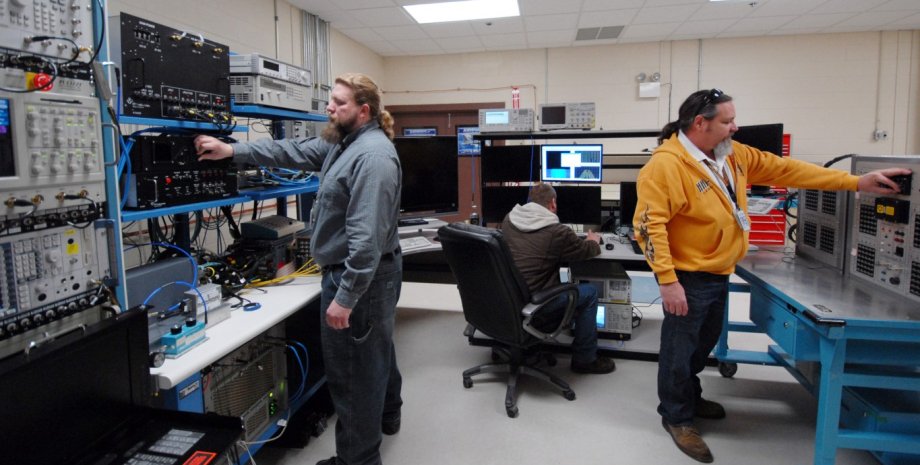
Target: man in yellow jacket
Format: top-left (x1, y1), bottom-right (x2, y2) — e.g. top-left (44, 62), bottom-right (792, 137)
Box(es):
top-left (634, 88), bottom-right (910, 463)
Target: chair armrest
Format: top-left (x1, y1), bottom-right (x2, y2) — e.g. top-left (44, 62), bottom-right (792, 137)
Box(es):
top-left (521, 283), bottom-right (579, 345)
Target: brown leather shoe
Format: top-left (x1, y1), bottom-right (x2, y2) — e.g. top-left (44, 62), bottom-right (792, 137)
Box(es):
top-left (695, 398), bottom-right (726, 419)
top-left (661, 418), bottom-right (714, 463)
top-left (570, 356), bottom-right (616, 374)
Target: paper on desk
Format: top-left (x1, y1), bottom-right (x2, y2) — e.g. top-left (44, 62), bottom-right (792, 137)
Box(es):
top-left (747, 197), bottom-right (781, 215)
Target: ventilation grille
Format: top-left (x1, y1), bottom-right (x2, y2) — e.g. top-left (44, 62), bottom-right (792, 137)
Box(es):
top-left (819, 227), bottom-right (836, 254)
top-left (855, 244), bottom-right (876, 277)
top-left (914, 214), bottom-right (920, 249)
top-left (911, 262), bottom-right (920, 297)
top-left (804, 190), bottom-right (820, 211)
top-left (576, 25), bottom-right (624, 41)
top-left (209, 349), bottom-right (278, 418)
top-left (803, 222), bottom-right (818, 247)
top-left (821, 191), bottom-right (838, 215)
top-left (858, 203), bottom-right (877, 236)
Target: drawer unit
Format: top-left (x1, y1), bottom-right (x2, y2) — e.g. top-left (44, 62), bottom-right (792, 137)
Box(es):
top-left (749, 286), bottom-right (819, 360)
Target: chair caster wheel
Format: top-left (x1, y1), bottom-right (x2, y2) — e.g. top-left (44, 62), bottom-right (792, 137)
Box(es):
top-left (719, 362), bottom-right (738, 378)
top-left (563, 390), bottom-right (576, 401)
top-left (544, 353), bottom-right (557, 366)
top-left (463, 377), bottom-right (473, 388)
top-left (506, 406), bottom-right (519, 418)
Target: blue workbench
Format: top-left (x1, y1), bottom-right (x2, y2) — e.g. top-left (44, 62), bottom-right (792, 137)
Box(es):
top-left (716, 248), bottom-right (920, 465)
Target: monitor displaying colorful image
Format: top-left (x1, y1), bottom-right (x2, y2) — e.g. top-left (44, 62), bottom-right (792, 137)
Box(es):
top-left (540, 144), bottom-right (603, 183)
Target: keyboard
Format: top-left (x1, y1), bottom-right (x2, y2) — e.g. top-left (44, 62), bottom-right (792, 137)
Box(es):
top-left (399, 236), bottom-right (432, 252)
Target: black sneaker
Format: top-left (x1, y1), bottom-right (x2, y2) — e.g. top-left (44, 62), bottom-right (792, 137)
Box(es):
top-left (382, 411), bottom-right (401, 435)
top-left (316, 457), bottom-right (342, 465)
top-left (570, 356), bottom-right (616, 374)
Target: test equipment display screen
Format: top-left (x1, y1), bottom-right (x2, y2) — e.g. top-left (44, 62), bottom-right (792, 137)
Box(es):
top-left (0, 98), bottom-right (14, 177)
top-left (540, 144), bottom-right (603, 183)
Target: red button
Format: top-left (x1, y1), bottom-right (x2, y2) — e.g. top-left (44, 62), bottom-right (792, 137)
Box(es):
top-left (32, 73), bottom-right (53, 91)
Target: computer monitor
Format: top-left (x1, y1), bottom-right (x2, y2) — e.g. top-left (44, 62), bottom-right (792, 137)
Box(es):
top-left (393, 136), bottom-right (460, 219)
top-left (618, 182), bottom-right (638, 230)
top-left (481, 144), bottom-right (540, 183)
top-left (482, 186), bottom-right (529, 224)
top-left (732, 123), bottom-right (783, 194)
top-left (555, 186), bottom-right (601, 225)
top-left (541, 144), bottom-right (603, 182)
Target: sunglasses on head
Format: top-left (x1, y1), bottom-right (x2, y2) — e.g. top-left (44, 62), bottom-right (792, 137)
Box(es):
top-left (696, 88), bottom-right (724, 115)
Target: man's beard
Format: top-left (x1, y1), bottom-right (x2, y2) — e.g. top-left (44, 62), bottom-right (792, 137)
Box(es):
top-left (713, 137), bottom-right (733, 161)
top-left (321, 121), bottom-right (345, 144)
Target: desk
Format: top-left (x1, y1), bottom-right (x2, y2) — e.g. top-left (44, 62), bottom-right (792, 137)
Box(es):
top-left (716, 249), bottom-right (920, 465)
top-left (151, 277), bottom-right (322, 390)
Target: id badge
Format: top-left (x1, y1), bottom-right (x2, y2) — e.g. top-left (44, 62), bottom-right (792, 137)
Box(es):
top-left (735, 208), bottom-right (751, 231)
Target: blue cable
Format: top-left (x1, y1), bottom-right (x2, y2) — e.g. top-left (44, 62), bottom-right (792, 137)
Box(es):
top-left (149, 241), bottom-right (199, 286)
top-left (141, 280), bottom-right (208, 322)
top-left (286, 345), bottom-right (307, 402)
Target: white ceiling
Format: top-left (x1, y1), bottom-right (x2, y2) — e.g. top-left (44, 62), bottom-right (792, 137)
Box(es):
top-left (286, 0), bottom-right (920, 57)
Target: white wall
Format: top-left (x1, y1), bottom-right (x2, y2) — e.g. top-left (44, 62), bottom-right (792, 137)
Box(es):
top-left (382, 31), bottom-right (920, 165)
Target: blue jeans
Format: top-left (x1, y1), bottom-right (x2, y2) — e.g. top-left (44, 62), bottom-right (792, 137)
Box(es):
top-left (321, 253), bottom-right (403, 465)
top-left (657, 271), bottom-right (728, 426)
top-left (532, 283), bottom-right (599, 364)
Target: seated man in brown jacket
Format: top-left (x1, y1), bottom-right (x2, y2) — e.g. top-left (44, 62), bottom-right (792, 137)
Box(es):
top-left (501, 183), bottom-right (616, 374)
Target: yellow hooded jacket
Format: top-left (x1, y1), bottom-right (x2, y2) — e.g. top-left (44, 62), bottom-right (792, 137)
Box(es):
top-left (633, 134), bottom-right (858, 284)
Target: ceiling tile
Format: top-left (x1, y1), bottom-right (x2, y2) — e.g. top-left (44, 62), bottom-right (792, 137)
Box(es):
top-left (287, 0), bottom-right (342, 15)
top-left (389, 38), bottom-right (444, 53)
top-left (313, 9), bottom-right (367, 28)
top-left (338, 28), bottom-right (385, 43)
top-left (779, 13), bottom-right (854, 29)
top-left (577, 9), bottom-right (638, 28)
top-left (875, 0), bottom-right (920, 11)
top-left (334, 0), bottom-right (397, 9)
top-left (525, 14), bottom-right (579, 32)
top-left (420, 21), bottom-right (477, 38)
top-left (831, 10), bottom-right (907, 27)
top-left (582, 0), bottom-right (643, 10)
top-left (374, 24), bottom-right (429, 41)
top-left (471, 17), bottom-right (526, 35)
top-left (351, 7), bottom-right (415, 27)
top-left (819, 0), bottom-right (889, 14)
top-left (620, 22), bottom-right (681, 40)
top-left (749, 0), bottom-right (827, 17)
top-left (723, 15), bottom-right (795, 33)
top-left (672, 19), bottom-right (737, 37)
top-left (887, 12), bottom-right (920, 27)
top-left (435, 36), bottom-right (486, 52)
top-left (480, 33), bottom-right (528, 48)
top-left (519, 0), bottom-right (584, 16)
top-left (633, 5), bottom-right (702, 24)
top-left (692, 2), bottom-right (761, 21)
top-left (526, 29), bottom-right (575, 47)
top-left (366, 40), bottom-right (403, 54)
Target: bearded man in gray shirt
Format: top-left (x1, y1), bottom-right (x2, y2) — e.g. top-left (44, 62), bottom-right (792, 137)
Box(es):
top-left (196, 73), bottom-right (403, 465)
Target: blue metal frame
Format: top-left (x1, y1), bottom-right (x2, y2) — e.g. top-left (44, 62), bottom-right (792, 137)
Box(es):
top-left (231, 103), bottom-right (328, 121)
top-left (715, 263), bottom-right (920, 465)
top-left (117, 116), bottom-right (249, 132)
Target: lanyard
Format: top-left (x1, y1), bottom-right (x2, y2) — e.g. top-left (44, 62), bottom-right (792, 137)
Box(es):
top-left (704, 160), bottom-right (737, 206)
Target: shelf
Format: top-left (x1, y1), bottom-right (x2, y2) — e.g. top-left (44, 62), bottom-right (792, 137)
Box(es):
top-left (231, 103), bottom-right (329, 121)
top-left (120, 182), bottom-right (319, 222)
top-left (117, 116), bottom-right (249, 132)
top-left (121, 196), bottom-right (247, 221)
top-left (241, 180), bottom-right (319, 200)
top-left (474, 129), bottom-right (659, 140)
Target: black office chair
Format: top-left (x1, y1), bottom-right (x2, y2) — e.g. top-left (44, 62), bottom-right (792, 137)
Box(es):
top-left (437, 222), bottom-right (578, 418)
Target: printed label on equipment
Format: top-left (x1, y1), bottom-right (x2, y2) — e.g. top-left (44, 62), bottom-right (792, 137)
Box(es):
top-left (179, 380), bottom-right (201, 399)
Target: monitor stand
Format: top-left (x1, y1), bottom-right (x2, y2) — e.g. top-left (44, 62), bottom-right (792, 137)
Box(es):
top-left (398, 218), bottom-right (428, 227)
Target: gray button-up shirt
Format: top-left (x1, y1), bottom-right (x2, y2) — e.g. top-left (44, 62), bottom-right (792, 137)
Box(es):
top-left (231, 121), bottom-right (401, 308)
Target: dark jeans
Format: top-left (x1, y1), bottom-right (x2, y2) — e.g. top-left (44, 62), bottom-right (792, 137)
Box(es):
top-left (533, 283), bottom-right (599, 364)
top-left (321, 254), bottom-right (403, 465)
top-left (657, 270), bottom-right (728, 426)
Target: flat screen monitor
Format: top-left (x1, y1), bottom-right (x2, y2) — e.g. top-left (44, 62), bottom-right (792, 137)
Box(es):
top-left (393, 136), bottom-right (459, 219)
top-left (541, 144), bottom-right (603, 183)
top-left (555, 185), bottom-right (601, 225)
top-left (733, 123), bottom-right (783, 194)
top-left (482, 186), bottom-right (600, 226)
top-left (618, 182), bottom-right (638, 230)
top-left (481, 144), bottom-right (540, 183)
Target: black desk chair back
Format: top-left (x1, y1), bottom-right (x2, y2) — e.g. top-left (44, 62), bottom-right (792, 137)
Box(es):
top-left (437, 222), bottom-right (578, 417)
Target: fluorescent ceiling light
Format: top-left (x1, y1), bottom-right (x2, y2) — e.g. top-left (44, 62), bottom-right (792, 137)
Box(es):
top-left (404, 0), bottom-right (520, 24)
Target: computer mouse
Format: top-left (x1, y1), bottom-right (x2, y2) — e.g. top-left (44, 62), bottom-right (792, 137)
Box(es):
top-left (605, 243), bottom-right (614, 250)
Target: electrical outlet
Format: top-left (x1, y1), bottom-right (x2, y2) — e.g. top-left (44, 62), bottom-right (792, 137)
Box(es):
top-left (873, 129), bottom-right (889, 141)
